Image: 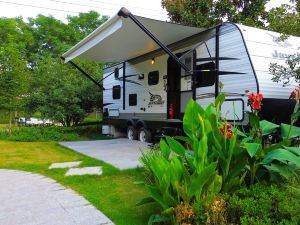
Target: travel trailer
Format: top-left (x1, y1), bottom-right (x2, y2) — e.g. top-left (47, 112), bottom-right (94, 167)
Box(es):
top-left (62, 7), bottom-right (300, 142)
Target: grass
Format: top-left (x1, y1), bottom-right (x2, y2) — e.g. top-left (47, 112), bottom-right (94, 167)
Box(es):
top-left (0, 141), bottom-right (159, 225)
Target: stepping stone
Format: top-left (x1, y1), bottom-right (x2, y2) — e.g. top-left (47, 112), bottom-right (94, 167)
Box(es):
top-left (65, 166), bottom-right (102, 176)
top-left (49, 161), bottom-right (82, 169)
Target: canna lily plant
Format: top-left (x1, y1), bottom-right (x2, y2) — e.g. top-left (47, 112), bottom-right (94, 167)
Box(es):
top-left (239, 90), bottom-right (300, 184)
top-left (139, 92), bottom-right (300, 225)
top-left (140, 95), bottom-right (242, 224)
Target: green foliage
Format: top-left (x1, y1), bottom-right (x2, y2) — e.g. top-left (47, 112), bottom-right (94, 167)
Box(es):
top-left (266, 3), bottom-right (300, 37)
top-left (224, 183), bottom-right (300, 225)
top-left (0, 125), bottom-right (109, 142)
top-left (24, 57), bottom-right (102, 126)
top-left (270, 53), bottom-right (300, 86)
top-left (161, 0), bottom-right (269, 28)
top-left (239, 108), bottom-right (300, 184)
top-left (162, 0), bottom-right (299, 37)
top-left (140, 94), bottom-right (300, 224)
top-left (0, 12), bottom-right (107, 126)
top-left (140, 95), bottom-right (240, 223)
top-left (0, 127), bottom-right (79, 141)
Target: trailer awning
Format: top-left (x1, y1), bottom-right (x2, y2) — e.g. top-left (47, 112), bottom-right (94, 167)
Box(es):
top-left (62, 11), bottom-right (203, 63)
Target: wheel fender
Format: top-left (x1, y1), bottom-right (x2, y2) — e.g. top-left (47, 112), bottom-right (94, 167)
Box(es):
top-left (135, 120), bottom-right (147, 130)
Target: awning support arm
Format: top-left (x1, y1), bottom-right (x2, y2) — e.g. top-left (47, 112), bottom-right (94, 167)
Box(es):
top-left (61, 56), bottom-right (105, 90)
top-left (118, 7), bottom-right (190, 72)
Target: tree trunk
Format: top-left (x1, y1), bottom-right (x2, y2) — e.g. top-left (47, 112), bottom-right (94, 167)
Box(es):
top-left (9, 111), bottom-right (12, 135)
top-left (66, 115), bottom-right (71, 127)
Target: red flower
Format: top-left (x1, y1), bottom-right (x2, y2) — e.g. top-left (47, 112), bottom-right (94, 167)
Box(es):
top-left (290, 87), bottom-right (300, 101)
top-left (219, 123), bottom-right (233, 139)
top-left (245, 88), bottom-right (249, 93)
top-left (247, 92), bottom-right (263, 112)
top-left (256, 93), bottom-right (263, 102)
top-left (253, 101), bottom-right (261, 110)
top-left (227, 131), bottom-right (233, 139)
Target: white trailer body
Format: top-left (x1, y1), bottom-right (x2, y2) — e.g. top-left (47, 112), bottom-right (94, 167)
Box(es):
top-left (63, 8), bottom-right (300, 141)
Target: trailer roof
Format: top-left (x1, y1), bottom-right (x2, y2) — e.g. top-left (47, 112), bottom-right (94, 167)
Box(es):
top-left (62, 11), bottom-right (203, 63)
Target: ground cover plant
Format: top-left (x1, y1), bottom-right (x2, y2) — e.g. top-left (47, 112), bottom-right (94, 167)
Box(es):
top-left (0, 141), bottom-right (160, 225)
top-left (140, 93), bottom-right (300, 224)
top-left (0, 125), bottom-right (110, 141)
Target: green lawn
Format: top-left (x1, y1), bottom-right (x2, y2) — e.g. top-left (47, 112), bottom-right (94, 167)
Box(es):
top-left (0, 141), bottom-right (159, 225)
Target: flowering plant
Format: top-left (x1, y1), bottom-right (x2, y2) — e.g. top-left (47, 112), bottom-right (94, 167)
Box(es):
top-left (289, 87), bottom-right (300, 102)
top-left (219, 123), bottom-right (233, 139)
top-left (247, 92), bottom-right (263, 111)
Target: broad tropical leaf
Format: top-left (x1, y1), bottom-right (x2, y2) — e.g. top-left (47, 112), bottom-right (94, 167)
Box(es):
top-left (215, 93), bottom-right (226, 108)
top-left (166, 136), bottom-right (186, 156)
top-left (159, 138), bottom-right (170, 159)
top-left (260, 120), bottom-right (279, 136)
top-left (261, 149), bottom-right (300, 168)
top-left (283, 146), bottom-right (300, 156)
top-left (281, 123), bottom-right (300, 139)
top-left (243, 143), bottom-right (261, 158)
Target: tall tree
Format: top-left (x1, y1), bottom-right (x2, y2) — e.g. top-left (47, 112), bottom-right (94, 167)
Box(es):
top-left (23, 11), bottom-right (107, 125)
top-left (0, 45), bottom-right (30, 129)
top-left (161, 0), bottom-right (269, 28)
top-left (0, 17), bottom-right (31, 128)
top-left (266, 3), bottom-right (300, 37)
top-left (161, 0), bottom-right (299, 36)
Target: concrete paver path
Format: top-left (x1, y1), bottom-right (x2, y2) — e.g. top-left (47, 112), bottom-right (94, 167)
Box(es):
top-left (0, 169), bottom-right (114, 225)
top-left (60, 139), bottom-right (149, 170)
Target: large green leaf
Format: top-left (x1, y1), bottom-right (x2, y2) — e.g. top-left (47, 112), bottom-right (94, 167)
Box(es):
top-left (148, 186), bottom-right (169, 209)
top-left (166, 136), bottom-right (186, 156)
top-left (260, 120), bottom-right (279, 136)
top-left (195, 134), bottom-right (208, 171)
top-left (170, 156), bottom-right (183, 184)
top-left (263, 164), bottom-right (298, 180)
top-left (183, 99), bottom-right (204, 138)
top-left (159, 138), bottom-right (170, 159)
top-left (261, 149), bottom-right (300, 168)
top-left (174, 135), bottom-right (192, 145)
top-left (236, 128), bottom-right (247, 138)
top-left (283, 146), bottom-right (300, 156)
top-left (243, 143), bottom-right (261, 158)
top-left (281, 123), bottom-right (300, 139)
top-left (188, 162), bottom-right (217, 198)
top-left (215, 93), bottom-right (225, 108)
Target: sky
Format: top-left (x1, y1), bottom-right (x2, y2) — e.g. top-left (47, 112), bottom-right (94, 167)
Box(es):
top-left (0, 0), bottom-right (292, 23)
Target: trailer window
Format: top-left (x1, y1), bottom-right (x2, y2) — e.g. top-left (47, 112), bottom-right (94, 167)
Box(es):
top-left (112, 85), bottom-right (121, 99)
top-left (148, 71), bottom-right (159, 85)
top-left (114, 68), bottom-right (119, 79)
top-left (129, 94), bottom-right (137, 106)
top-left (195, 62), bottom-right (216, 87)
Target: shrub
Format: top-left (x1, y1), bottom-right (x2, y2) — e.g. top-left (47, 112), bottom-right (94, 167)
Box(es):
top-left (224, 183), bottom-right (300, 225)
top-left (0, 127), bottom-right (79, 141)
top-left (0, 125), bottom-right (110, 142)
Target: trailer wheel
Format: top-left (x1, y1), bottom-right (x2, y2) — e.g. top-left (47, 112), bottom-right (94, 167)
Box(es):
top-left (138, 128), bottom-right (152, 143)
top-left (127, 126), bottom-right (137, 140)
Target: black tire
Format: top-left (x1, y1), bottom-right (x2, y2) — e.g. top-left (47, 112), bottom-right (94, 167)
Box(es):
top-left (138, 127), bottom-right (152, 143)
top-left (127, 126), bottom-right (137, 140)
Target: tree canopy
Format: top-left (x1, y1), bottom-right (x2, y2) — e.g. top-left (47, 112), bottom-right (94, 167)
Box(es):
top-left (0, 11), bottom-right (107, 126)
top-left (161, 0), bottom-right (299, 36)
